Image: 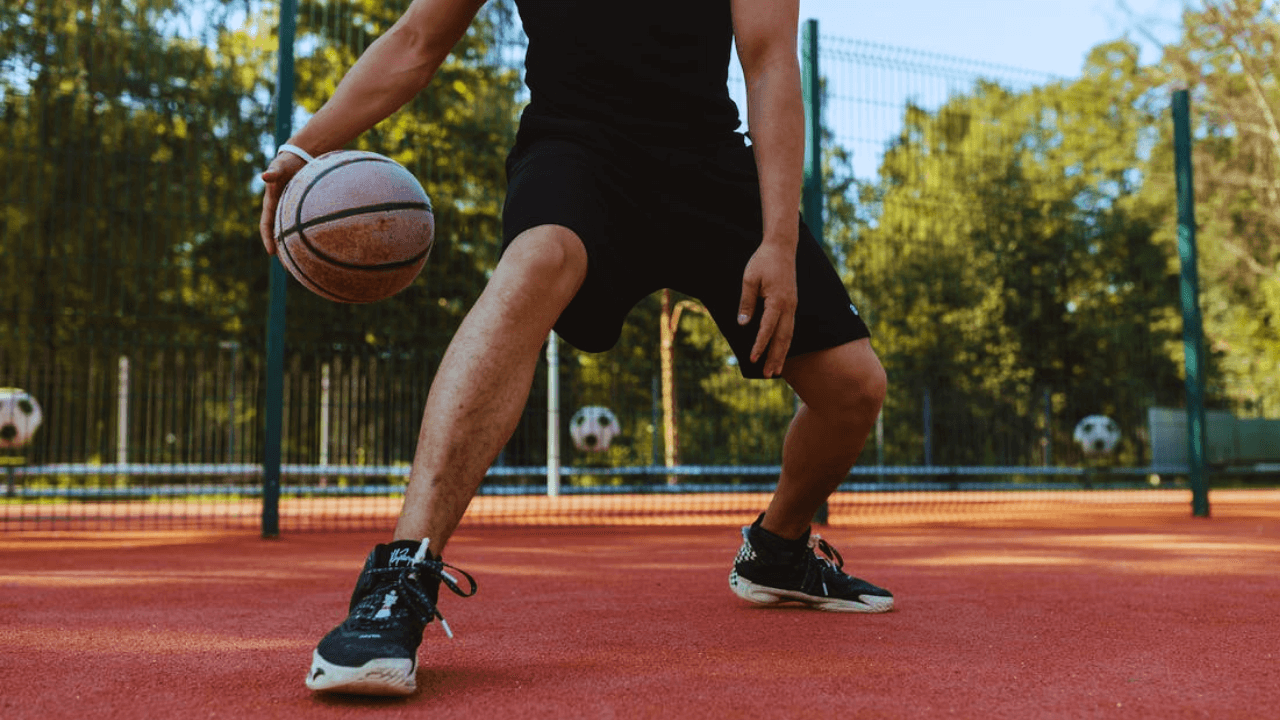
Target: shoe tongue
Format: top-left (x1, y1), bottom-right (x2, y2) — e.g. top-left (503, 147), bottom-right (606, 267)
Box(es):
top-left (377, 540), bottom-right (443, 607)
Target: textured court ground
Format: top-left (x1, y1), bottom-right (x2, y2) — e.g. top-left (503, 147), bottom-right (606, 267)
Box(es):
top-left (1, 489), bottom-right (1276, 719)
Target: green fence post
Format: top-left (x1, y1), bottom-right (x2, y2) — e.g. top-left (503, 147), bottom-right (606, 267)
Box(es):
top-left (263, 0), bottom-right (298, 538)
top-left (1172, 89), bottom-right (1210, 519)
top-left (800, 19), bottom-right (830, 525)
top-left (801, 19), bottom-right (823, 242)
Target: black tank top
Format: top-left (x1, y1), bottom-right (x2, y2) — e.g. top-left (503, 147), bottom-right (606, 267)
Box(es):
top-left (513, 0), bottom-right (743, 147)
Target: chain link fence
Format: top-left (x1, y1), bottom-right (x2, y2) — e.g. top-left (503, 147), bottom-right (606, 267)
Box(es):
top-left (3, 0), bottom-right (1264, 530)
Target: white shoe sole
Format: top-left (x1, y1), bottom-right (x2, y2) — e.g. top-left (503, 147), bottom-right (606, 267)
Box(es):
top-left (729, 572), bottom-right (894, 613)
top-left (306, 650), bottom-right (417, 696)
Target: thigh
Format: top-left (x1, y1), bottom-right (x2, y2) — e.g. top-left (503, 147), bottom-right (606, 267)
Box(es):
top-left (503, 138), bottom-right (658, 353)
top-left (654, 143), bottom-right (871, 378)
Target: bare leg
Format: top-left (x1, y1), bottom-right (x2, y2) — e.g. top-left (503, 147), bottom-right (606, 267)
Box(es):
top-left (761, 339), bottom-right (887, 540)
top-left (394, 225), bottom-right (587, 554)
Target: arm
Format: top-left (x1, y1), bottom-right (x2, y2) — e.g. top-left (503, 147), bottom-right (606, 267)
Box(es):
top-left (731, 0), bottom-right (803, 378)
top-left (259, 0), bottom-right (488, 252)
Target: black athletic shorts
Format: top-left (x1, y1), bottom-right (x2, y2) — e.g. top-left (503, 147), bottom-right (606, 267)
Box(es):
top-left (501, 124), bottom-right (869, 379)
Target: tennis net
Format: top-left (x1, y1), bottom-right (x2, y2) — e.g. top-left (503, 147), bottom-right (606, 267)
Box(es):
top-left (2, 461), bottom-right (1256, 532)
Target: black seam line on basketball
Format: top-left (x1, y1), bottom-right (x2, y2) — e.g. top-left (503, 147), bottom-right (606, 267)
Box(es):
top-left (288, 219), bottom-right (432, 272)
top-left (283, 154), bottom-right (431, 273)
top-left (293, 155), bottom-right (431, 237)
top-left (280, 230), bottom-right (363, 303)
top-left (293, 201), bottom-right (433, 233)
top-left (281, 234), bottom-right (360, 303)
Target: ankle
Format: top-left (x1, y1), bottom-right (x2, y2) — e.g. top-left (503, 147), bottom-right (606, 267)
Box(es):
top-left (756, 512), bottom-right (811, 543)
top-left (749, 515), bottom-right (810, 562)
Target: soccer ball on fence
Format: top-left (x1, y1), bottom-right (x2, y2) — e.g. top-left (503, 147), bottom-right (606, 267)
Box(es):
top-left (569, 406), bottom-right (620, 453)
top-left (1073, 414), bottom-right (1121, 456)
top-left (0, 388), bottom-right (43, 450)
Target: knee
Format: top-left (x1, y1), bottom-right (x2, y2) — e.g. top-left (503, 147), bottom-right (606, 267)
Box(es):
top-left (788, 343), bottom-right (886, 426)
top-left (503, 225), bottom-right (588, 290)
top-left (826, 359), bottom-right (886, 425)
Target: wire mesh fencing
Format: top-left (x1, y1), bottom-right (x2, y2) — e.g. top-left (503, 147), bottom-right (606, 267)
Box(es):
top-left (3, 1), bottom-right (1268, 532)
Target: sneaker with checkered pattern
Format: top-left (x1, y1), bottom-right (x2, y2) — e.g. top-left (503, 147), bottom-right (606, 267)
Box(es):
top-left (729, 517), bottom-right (893, 613)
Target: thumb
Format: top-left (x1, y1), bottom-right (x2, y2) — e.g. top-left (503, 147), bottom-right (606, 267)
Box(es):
top-left (262, 164), bottom-right (292, 185)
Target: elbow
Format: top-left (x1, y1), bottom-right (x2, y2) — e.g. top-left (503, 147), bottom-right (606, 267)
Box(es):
top-left (380, 22), bottom-right (447, 90)
top-left (740, 50), bottom-right (799, 96)
top-left (737, 32), bottom-right (798, 84)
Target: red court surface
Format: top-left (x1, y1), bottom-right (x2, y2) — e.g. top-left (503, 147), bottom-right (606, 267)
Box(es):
top-left (2, 490), bottom-right (1277, 719)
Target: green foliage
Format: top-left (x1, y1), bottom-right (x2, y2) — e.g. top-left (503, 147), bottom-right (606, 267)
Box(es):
top-left (0, 0), bottom-right (273, 348)
top-left (0, 0), bottom-right (275, 463)
top-left (840, 41), bottom-right (1184, 465)
top-left (1152, 0), bottom-right (1280, 416)
top-left (0, 0), bottom-right (542, 468)
top-left (6, 0), bottom-right (1275, 478)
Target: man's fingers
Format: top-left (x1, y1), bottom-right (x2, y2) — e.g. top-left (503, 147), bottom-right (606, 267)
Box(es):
top-left (259, 177), bottom-right (284, 255)
top-left (259, 185), bottom-right (280, 255)
top-left (750, 297), bottom-right (797, 378)
top-left (738, 245), bottom-right (798, 376)
top-left (750, 302), bottom-right (780, 363)
top-left (258, 154), bottom-right (307, 255)
top-left (737, 279), bottom-right (759, 326)
top-left (762, 312), bottom-right (795, 378)
top-left (259, 214), bottom-right (277, 255)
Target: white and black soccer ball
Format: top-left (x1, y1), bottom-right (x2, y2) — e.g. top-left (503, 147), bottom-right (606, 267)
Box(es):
top-left (0, 388), bottom-right (43, 450)
top-left (1073, 414), bottom-right (1120, 456)
top-left (569, 406), bottom-right (620, 453)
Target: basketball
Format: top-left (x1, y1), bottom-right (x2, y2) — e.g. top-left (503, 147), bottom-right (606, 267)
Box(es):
top-left (273, 150), bottom-right (434, 304)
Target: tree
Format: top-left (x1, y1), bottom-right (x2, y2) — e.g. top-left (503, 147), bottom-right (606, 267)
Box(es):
top-left (839, 41), bottom-right (1183, 467)
top-left (1148, 0), bottom-right (1280, 416)
top-left (0, 0), bottom-right (530, 470)
top-left (0, 0), bottom-right (276, 464)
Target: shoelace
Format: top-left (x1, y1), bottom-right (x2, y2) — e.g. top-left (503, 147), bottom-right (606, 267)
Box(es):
top-left (807, 535), bottom-right (846, 597)
top-left (808, 534), bottom-right (845, 571)
top-left (362, 542), bottom-right (478, 639)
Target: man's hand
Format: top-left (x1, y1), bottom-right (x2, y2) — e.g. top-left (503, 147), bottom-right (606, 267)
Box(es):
top-left (737, 242), bottom-right (798, 378)
top-left (254, 0), bottom-right (487, 255)
top-left (258, 152), bottom-right (308, 255)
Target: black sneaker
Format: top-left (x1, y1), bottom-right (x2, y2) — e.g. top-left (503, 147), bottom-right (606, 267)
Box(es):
top-left (306, 539), bottom-right (477, 695)
top-left (729, 515), bottom-right (893, 613)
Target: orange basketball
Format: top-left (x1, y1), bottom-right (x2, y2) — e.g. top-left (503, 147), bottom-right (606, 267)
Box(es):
top-left (274, 150), bottom-right (434, 303)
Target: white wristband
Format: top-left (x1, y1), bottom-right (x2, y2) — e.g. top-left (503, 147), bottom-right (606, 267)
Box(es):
top-left (276, 143), bottom-right (316, 164)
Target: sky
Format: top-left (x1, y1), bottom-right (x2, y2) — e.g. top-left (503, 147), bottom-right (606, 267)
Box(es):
top-left (761, 1), bottom-right (1194, 179)
top-left (797, 0), bottom-right (1191, 78)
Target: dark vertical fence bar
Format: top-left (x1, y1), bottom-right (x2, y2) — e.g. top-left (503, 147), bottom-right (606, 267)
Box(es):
top-left (264, 0), bottom-right (300, 538)
top-left (800, 21), bottom-right (829, 525)
top-left (801, 19), bottom-right (823, 241)
top-left (1172, 89), bottom-right (1210, 518)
